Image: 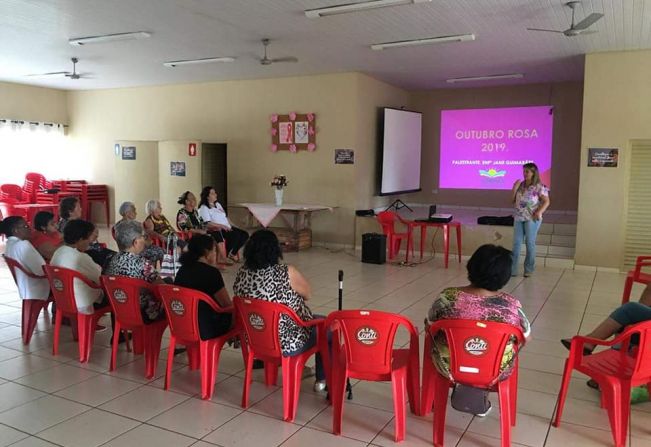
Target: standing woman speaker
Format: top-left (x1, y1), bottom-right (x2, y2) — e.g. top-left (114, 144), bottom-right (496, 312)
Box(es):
top-left (510, 163), bottom-right (550, 277)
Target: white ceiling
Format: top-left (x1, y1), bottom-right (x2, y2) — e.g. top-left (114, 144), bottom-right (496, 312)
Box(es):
top-left (1, 0), bottom-right (650, 91)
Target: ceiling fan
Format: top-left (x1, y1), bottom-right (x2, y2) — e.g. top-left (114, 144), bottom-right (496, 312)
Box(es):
top-left (27, 57), bottom-right (89, 79)
top-left (527, 1), bottom-right (604, 37)
top-left (259, 39), bottom-right (298, 65)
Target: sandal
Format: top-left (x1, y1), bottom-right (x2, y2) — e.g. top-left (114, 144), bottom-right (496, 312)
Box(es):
top-left (561, 338), bottom-right (593, 356)
top-left (586, 379), bottom-right (600, 390)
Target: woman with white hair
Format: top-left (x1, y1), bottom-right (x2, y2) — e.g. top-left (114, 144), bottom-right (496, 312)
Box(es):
top-left (114, 201), bottom-right (165, 265)
top-left (104, 220), bottom-right (164, 323)
top-left (143, 199), bottom-right (177, 243)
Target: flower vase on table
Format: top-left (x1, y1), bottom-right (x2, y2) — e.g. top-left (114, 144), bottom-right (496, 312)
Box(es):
top-left (274, 188), bottom-right (284, 207)
top-left (271, 175), bottom-right (288, 207)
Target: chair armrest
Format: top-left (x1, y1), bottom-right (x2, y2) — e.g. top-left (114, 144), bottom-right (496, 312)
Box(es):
top-left (634, 257), bottom-right (651, 277)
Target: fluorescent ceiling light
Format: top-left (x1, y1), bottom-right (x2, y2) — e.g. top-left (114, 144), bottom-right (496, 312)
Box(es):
top-left (163, 57), bottom-right (236, 68)
top-left (305, 0), bottom-right (431, 18)
top-left (371, 33), bottom-right (475, 50)
top-left (446, 73), bottom-right (525, 84)
top-left (69, 31), bottom-right (151, 46)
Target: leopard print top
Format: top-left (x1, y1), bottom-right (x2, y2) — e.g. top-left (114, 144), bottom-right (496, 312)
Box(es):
top-left (233, 264), bottom-right (313, 354)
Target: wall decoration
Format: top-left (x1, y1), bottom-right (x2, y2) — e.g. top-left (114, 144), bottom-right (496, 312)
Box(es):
top-left (588, 148), bottom-right (618, 167)
top-left (170, 161), bottom-right (186, 176)
top-left (188, 142), bottom-right (197, 157)
top-left (121, 146), bottom-right (136, 160)
top-left (270, 112), bottom-right (316, 152)
top-left (335, 149), bottom-right (355, 164)
top-left (114, 143), bottom-right (121, 156)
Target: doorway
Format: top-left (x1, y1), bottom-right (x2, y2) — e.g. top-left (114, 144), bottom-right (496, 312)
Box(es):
top-left (202, 143), bottom-right (228, 210)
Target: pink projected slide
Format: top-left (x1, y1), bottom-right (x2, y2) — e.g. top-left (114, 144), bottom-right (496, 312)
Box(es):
top-left (439, 106), bottom-right (553, 190)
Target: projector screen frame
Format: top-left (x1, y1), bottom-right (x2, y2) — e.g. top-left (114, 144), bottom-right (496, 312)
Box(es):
top-left (376, 106), bottom-right (423, 197)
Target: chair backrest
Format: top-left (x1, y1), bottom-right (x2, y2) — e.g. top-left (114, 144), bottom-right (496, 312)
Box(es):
top-left (43, 264), bottom-right (99, 314)
top-left (376, 211), bottom-right (397, 235)
top-left (233, 296), bottom-right (304, 359)
top-left (24, 173), bottom-right (50, 190)
top-left (3, 254), bottom-right (46, 284)
top-left (0, 200), bottom-right (27, 219)
top-left (427, 319), bottom-right (524, 387)
top-left (157, 284), bottom-right (222, 342)
top-left (101, 275), bottom-right (153, 327)
top-left (325, 309), bottom-right (418, 376)
top-left (0, 184), bottom-right (25, 201)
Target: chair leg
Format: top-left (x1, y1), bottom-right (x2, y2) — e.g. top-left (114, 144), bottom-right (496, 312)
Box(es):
top-left (187, 345), bottom-right (200, 370)
top-left (421, 346), bottom-right (436, 416)
top-left (52, 311), bottom-right (63, 355)
top-left (621, 277), bottom-right (633, 304)
top-left (242, 351), bottom-right (254, 408)
top-left (391, 369), bottom-right (407, 442)
top-left (603, 381), bottom-right (630, 447)
top-left (265, 362), bottom-right (278, 386)
top-left (110, 321), bottom-right (121, 371)
top-left (510, 365), bottom-right (519, 426)
top-left (432, 374), bottom-right (450, 447)
top-left (552, 359), bottom-right (573, 427)
top-left (331, 364), bottom-right (347, 436)
top-left (498, 379), bottom-right (512, 447)
top-left (144, 324), bottom-right (165, 380)
top-left (164, 337), bottom-right (176, 390)
top-left (22, 300), bottom-right (44, 345)
top-left (200, 341), bottom-right (215, 400)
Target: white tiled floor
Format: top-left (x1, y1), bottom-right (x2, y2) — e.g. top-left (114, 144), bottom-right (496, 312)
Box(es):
top-left (0, 247), bottom-right (648, 446)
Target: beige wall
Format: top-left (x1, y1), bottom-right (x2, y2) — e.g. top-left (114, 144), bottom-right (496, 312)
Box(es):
top-left (575, 50), bottom-right (651, 269)
top-left (158, 140), bottom-right (202, 219)
top-left (0, 81), bottom-right (68, 124)
top-left (409, 82), bottom-right (584, 211)
top-left (114, 141), bottom-right (160, 219)
top-left (67, 72), bottom-right (386, 243)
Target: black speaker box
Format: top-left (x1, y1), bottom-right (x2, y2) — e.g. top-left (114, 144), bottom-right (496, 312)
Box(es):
top-left (362, 233), bottom-right (386, 264)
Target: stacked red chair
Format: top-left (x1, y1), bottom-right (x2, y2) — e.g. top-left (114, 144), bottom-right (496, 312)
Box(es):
top-left (234, 296), bottom-right (325, 422)
top-left (0, 184), bottom-right (30, 204)
top-left (376, 211), bottom-right (415, 261)
top-left (0, 199), bottom-right (28, 219)
top-left (43, 265), bottom-right (111, 363)
top-left (553, 321), bottom-right (651, 447)
top-left (324, 310), bottom-right (420, 442)
top-left (101, 275), bottom-right (167, 379)
top-left (422, 320), bottom-right (525, 447)
top-left (621, 256), bottom-right (651, 304)
top-left (158, 285), bottom-right (244, 399)
top-left (3, 255), bottom-right (51, 344)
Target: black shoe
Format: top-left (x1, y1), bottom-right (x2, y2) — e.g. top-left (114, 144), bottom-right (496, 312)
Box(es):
top-left (586, 379), bottom-right (600, 390)
top-left (253, 359), bottom-right (264, 369)
top-left (173, 347), bottom-right (187, 356)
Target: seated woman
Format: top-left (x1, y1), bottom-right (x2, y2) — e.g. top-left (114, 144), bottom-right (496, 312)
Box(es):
top-left (104, 220), bottom-right (164, 323)
top-left (176, 191), bottom-right (208, 237)
top-left (173, 234), bottom-right (233, 340)
top-left (233, 229), bottom-right (325, 391)
top-left (31, 211), bottom-right (63, 261)
top-left (143, 199), bottom-right (185, 247)
top-left (198, 186), bottom-right (249, 264)
top-left (58, 196), bottom-right (116, 268)
top-left (114, 201), bottom-right (165, 265)
top-left (50, 219), bottom-right (108, 315)
top-left (427, 244), bottom-right (530, 416)
top-left (1, 216), bottom-right (50, 302)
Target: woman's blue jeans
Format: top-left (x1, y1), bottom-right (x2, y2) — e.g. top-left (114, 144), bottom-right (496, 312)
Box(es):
top-left (512, 219), bottom-right (542, 275)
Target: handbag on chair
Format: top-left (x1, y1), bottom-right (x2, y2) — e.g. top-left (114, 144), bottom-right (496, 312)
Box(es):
top-left (159, 233), bottom-right (180, 278)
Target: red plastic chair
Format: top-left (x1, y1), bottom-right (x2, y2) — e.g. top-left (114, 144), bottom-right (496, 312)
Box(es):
top-left (101, 275), bottom-right (167, 379)
top-left (324, 310), bottom-right (420, 442)
top-left (553, 321), bottom-right (651, 447)
top-left (376, 211), bottom-right (415, 262)
top-left (422, 320), bottom-right (525, 447)
top-left (0, 184), bottom-right (30, 203)
top-left (158, 284), bottom-right (244, 399)
top-left (0, 199), bottom-right (28, 219)
top-left (3, 255), bottom-right (51, 345)
top-left (621, 256), bottom-right (651, 304)
top-left (43, 265), bottom-right (111, 363)
top-left (234, 296), bottom-right (325, 422)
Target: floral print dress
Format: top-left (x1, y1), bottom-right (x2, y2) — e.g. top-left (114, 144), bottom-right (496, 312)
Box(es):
top-left (427, 287), bottom-right (530, 381)
top-left (514, 183), bottom-right (549, 222)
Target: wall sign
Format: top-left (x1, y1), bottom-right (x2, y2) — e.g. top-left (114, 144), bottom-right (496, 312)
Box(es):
top-left (170, 161), bottom-right (186, 177)
top-left (188, 143), bottom-right (197, 157)
top-left (588, 148), bottom-right (618, 167)
top-left (121, 146), bottom-right (136, 160)
top-left (335, 149), bottom-right (355, 164)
